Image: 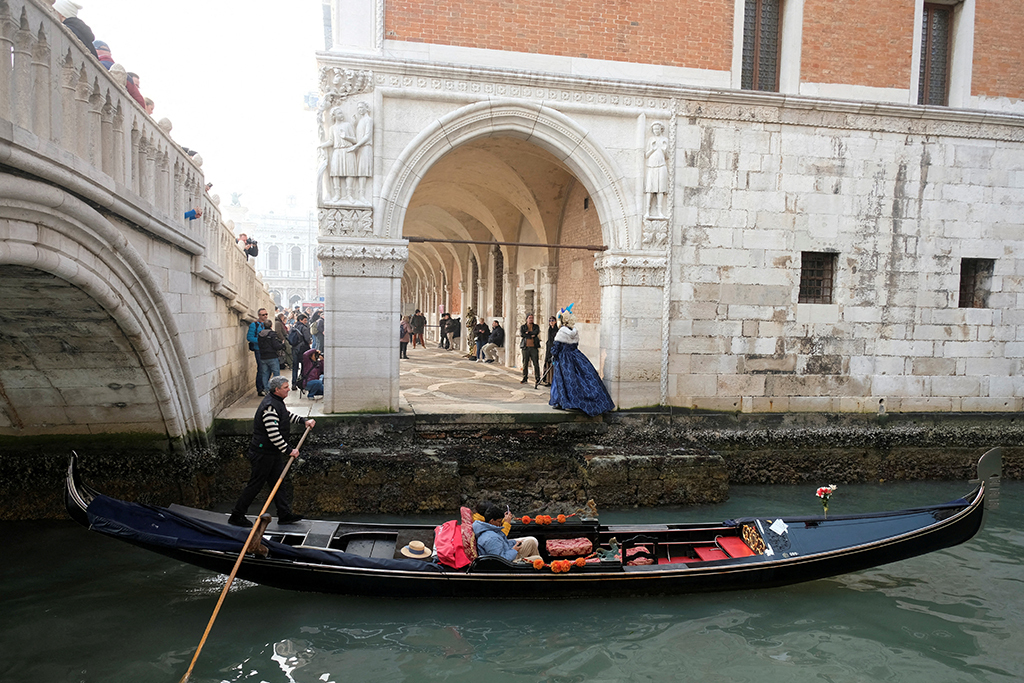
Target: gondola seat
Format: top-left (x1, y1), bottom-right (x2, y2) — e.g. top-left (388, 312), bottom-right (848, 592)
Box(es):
top-left (717, 536), bottom-right (755, 557)
top-left (694, 546), bottom-right (728, 562)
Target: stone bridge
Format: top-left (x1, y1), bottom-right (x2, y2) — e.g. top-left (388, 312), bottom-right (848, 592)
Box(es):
top-left (0, 0), bottom-right (271, 455)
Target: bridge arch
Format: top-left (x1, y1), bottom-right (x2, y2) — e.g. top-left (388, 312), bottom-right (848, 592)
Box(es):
top-left (0, 176), bottom-right (206, 450)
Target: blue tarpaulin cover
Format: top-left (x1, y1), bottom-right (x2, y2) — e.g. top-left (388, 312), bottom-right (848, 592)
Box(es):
top-left (86, 494), bottom-right (441, 573)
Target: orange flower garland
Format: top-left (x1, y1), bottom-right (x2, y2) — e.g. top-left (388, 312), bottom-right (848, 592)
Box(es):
top-left (529, 557), bottom-right (590, 572)
top-left (516, 513), bottom-right (576, 525)
top-left (532, 558), bottom-right (545, 570)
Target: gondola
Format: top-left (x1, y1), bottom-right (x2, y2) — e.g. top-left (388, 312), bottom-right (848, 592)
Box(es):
top-left (65, 448), bottom-right (1001, 598)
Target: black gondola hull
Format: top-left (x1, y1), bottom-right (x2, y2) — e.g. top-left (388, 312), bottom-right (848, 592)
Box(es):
top-left (64, 450), bottom-right (998, 599)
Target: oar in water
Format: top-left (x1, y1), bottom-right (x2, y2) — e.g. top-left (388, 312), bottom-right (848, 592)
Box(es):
top-left (178, 423), bottom-right (312, 683)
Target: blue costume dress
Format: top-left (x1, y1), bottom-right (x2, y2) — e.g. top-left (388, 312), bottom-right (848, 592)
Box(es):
top-left (548, 326), bottom-right (615, 416)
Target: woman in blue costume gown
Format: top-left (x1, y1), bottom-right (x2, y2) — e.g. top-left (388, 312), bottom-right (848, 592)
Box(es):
top-left (548, 307), bottom-right (615, 416)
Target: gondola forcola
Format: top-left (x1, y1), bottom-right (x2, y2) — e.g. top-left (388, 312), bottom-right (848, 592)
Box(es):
top-left (65, 448), bottom-right (1002, 599)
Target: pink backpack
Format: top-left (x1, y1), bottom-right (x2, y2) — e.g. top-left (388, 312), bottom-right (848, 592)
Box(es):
top-left (434, 519), bottom-right (470, 569)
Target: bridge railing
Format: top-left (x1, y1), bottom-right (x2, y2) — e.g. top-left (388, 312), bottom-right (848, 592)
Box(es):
top-left (0, 0), bottom-right (269, 317)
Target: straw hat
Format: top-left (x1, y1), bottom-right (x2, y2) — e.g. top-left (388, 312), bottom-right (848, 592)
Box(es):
top-left (400, 540), bottom-right (432, 559)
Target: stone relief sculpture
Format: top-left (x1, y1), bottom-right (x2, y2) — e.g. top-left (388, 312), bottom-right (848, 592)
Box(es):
top-left (315, 67), bottom-right (374, 209)
top-left (644, 121), bottom-right (669, 218)
top-left (319, 106), bottom-right (357, 202)
top-left (352, 101), bottom-right (373, 201)
top-left (316, 101), bottom-right (373, 205)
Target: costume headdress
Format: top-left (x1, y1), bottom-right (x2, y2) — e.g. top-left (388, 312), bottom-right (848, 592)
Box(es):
top-left (557, 303), bottom-right (576, 327)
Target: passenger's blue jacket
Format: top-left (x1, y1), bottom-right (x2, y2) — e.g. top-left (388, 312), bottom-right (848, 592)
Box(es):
top-left (472, 520), bottom-right (517, 562)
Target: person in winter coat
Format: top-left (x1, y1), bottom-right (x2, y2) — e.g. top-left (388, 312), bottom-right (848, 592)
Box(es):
top-left (482, 321), bottom-right (505, 363)
top-left (399, 316), bottom-right (411, 359)
top-left (472, 501), bottom-right (541, 563)
top-left (53, 1), bottom-right (99, 59)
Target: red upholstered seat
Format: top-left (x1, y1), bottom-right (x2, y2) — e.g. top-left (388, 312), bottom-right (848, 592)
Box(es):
top-left (718, 536), bottom-right (755, 557)
top-left (694, 546), bottom-right (728, 562)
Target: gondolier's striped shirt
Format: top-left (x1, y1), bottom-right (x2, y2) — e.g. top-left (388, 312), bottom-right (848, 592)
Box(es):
top-left (260, 403), bottom-right (305, 454)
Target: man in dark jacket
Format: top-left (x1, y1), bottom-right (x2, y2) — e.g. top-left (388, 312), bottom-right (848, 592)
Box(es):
top-left (519, 314), bottom-right (541, 383)
top-left (228, 376), bottom-right (315, 527)
top-left (410, 309), bottom-right (427, 348)
top-left (473, 319), bottom-right (490, 361)
top-left (256, 319), bottom-right (284, 394)
top-left (291, 314), bottom-right (312, 389)
top-left (54, 1), bottom-right (100, 59)
top-left (482, 320), bottom-right (505, 363)
top-left (438, 313), bottom-right (451, 349)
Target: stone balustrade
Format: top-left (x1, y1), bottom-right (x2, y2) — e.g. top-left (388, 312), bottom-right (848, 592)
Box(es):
top-left (0, 0), bottom-right (267, 317)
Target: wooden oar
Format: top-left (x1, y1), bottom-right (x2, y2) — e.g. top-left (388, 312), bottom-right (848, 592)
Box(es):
top-left (178, 424), bottom-right (312, 683)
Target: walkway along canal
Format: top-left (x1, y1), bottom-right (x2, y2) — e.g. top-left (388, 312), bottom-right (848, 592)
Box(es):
top-left (2, 345), bottom-right (1022, 520)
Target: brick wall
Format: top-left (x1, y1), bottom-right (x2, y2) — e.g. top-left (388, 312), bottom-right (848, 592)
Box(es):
top-left (973, 0), bottom-right (1024, 101)
top-left (385, 0), bottom-right (733, 71)
top-left (801, 0), bottom-right (915, 89)
top-left (556, 183), bottom-right (601, 324)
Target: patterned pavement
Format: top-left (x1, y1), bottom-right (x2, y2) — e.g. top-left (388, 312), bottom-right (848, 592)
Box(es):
top-left (398, 343), bottom-right (555, 414)
top-left (219, 342), bottom-right (556, 419)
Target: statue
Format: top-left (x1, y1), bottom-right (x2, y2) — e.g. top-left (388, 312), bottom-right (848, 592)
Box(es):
top-left (351, 101), bottom-right (373, 202)
top-left (644, 121), bottom-right (669, 218)
top-left (318, 106), bottom-right (357, 203)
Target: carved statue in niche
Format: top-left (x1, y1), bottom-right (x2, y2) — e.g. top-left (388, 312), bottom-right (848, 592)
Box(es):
top-left (318, 106), bottom-right (357, 202)
top-left (644, 121), bottom-right (669, 218)
top-left (317, 101), bottom-right (373, 205)
top-left (351, 101), bottom-right (373, 201)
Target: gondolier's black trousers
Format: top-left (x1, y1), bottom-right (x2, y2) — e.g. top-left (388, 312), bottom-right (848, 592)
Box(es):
top-left (232, 448), bottom-right (294, 517)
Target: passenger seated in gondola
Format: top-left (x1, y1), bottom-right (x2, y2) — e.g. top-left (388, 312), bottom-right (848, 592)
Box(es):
top-left (472, 500), bottom-right (511, 536)
top-left (472, 501), bottom-right (542, 563)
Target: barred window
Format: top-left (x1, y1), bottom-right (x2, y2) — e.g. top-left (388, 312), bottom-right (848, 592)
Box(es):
top-left (958, 258), bottom-right (993, 308)
top-left (291, 246), bottom-right (302, 273)
top-left (799, 252), bottom-right (836, 304)
top-left (919, 3), bottom-right (952, 106)
top-left (268, 245), bottom-right (279, 272)
top-left (742, 0), bottom-right (780, 92)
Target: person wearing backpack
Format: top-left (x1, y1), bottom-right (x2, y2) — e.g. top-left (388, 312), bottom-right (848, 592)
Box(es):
top-left (309, 311), bottom-right (325, 351)
top-left (256, 318), bottom-right (285, 392)
top-left (290, 313), bottom-right (313, 389)
top-left (246, 308), bottom-right (269, 395)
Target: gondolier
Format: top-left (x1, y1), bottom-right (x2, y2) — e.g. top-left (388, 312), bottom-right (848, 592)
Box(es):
top-left (228, 376), bottom-right (315, 527)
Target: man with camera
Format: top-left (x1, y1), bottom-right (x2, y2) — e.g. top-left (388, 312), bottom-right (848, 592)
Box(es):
top-left (236, 233), bottom-right (259, 259)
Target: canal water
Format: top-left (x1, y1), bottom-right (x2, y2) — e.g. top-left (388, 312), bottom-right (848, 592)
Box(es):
top-left (1, 480), bottom-right (1021, 683)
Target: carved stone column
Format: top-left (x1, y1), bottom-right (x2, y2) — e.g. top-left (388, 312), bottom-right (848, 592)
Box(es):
top-left (595, 251), bottom-right (667, 409)
top-left (318, 230), bottom-right (408, 413)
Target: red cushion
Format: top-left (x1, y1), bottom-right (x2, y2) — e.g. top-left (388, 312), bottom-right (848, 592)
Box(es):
top-left (460, 507), bottom-right (477, 561)
top-left (718, 536), bottom-right (755, 557)
top-left (546, 537), bottom-right (593, 557)
top-left (694, 546), bottom-right (728, 562)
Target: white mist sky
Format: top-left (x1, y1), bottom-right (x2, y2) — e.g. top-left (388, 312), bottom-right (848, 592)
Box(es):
top-left (82, 1), bottom-right (326, 213)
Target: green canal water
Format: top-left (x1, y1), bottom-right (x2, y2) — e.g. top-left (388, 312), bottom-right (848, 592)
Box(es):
top-left (1, 480), bottom-right (1021, 683)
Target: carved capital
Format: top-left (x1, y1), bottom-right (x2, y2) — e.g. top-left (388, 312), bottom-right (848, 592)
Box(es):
top-left (319, 66), bottom-right (374, 102)
top-left (595, 252), bottom-right (667, 287)
top-left (319, 207), bottom-right (374, 237)
top-left (317, 238), bottom-right (408, 278)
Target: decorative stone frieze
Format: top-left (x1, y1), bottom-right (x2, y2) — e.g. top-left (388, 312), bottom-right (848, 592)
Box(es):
top-left (595, 253), bottom-right (667, 287)
top-left (317, 239), bottom-right (408, 278)
top-left (318, 67), bottom-right (374, 106)
top-left (641, 218), bottom-right (669, 250)
top-left (319, 207), bottom-right (373, 237)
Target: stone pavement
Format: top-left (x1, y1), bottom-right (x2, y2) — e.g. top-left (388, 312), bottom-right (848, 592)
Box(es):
top-left (218, 343), bottom-right (557, 419)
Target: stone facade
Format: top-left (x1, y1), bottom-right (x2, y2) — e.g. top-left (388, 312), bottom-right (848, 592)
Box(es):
top-left (315, 0), bottom-right (1023, 414)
